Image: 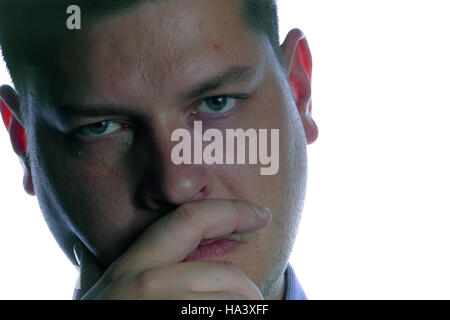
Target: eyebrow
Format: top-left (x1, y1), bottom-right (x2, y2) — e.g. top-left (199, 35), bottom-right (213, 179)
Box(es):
top-left (181, 66), bottom-right (256, 100)
top-left (54, 66), bottom-right (256, 119)
top-left (54, 104), bottom-right (136, 120)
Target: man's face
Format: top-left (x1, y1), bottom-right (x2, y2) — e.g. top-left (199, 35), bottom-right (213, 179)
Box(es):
top-left (27, 0), bottom-right (308, 298)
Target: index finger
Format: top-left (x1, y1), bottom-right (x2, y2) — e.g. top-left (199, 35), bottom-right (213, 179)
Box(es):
top-left (112, 199), bottom-right (271, 274)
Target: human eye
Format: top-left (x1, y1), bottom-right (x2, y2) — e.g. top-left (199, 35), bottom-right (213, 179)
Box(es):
top-left (195, 95), bottom-right (241, 114)
top-left (78, 120), bottom-right (128, 138)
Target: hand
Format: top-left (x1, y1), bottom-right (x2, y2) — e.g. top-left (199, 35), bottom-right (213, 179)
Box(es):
top-left (73, 199), bottom-right (271, 300)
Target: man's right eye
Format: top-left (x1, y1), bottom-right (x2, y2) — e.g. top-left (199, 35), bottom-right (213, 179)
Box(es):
top-left (79, 120), bottom-right (125, 137)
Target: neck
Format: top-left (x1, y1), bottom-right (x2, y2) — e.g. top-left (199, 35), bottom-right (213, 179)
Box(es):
top-left (267, 272), bottom-right (286, 300)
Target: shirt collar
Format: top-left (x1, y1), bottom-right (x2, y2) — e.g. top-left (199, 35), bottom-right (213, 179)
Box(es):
top-left (283, 263), bottom-right (307, 300)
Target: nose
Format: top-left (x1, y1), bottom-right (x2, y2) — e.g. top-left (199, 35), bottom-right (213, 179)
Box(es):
top-left (160, 162), bottom-right (213, 204)
top-left (136, 124), bottom-right (214, 212)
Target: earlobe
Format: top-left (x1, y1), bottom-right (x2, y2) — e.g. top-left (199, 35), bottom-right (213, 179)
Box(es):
top-left (0, 85), bottom-right (28, 155)
top-left (1, 98), bottom-right (12, 131)
top-left (8, 113), bottom-right (28, 156)
top-left (0, 85), bottom-right (35, 195)
top-left (281, 29), bottom-right (319, 144)
top-left (9, 115), bottom-right (34, 195)
top-left (22, 161), bottom-right (35, 196)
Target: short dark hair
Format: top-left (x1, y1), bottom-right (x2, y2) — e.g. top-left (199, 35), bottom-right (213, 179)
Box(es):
top-left (0, 0), bottom-right (280, 98)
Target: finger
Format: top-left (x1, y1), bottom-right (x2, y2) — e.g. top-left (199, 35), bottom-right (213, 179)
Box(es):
top-left (143, 291), bottom-right (249, 300)
top-left (135, 261), bottom-right (263, 300)
top-left (73, 241), bottom-right (105, 299)
top-left (112, 199), bottom-right (271, 276)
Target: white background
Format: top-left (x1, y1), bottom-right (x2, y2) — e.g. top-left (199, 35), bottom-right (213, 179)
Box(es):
top-left (1, 0), bottom-right (449, 299)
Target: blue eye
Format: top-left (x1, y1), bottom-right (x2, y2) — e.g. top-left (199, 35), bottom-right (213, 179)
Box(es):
top-left (79, 120), bottom-right (123, 137)
top-left (196, 96), bottom-right (238, 114)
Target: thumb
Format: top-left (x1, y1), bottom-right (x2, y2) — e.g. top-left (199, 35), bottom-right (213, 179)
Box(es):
top-left (73, 242), bottom-right (104, 299)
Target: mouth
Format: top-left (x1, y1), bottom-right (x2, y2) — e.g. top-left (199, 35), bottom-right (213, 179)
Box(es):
top-left (182, 234), bottom-right (243, 262)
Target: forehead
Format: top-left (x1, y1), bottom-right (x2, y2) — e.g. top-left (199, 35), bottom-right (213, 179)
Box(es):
top-left (54, 0), bottom-right (266, 107)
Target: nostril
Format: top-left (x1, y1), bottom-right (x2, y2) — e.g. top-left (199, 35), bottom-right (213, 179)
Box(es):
top-left (193, 185), bottom-right (210, 201)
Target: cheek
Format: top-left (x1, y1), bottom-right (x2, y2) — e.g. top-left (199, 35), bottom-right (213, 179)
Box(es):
top-left (45, 131), bottom-right (136, 215)
top-left (66, 150), bottom-right (137, 241)
top-left (59, 131), bottom-right (137, 214)
top-left (205, 74), bottom-right (306, 209)
top-left (32, 128), bottom-right (143, 260)
top-left (245, 73), bottom-right (307, 233)
top-left (73, 131), bottom-right (134, 165)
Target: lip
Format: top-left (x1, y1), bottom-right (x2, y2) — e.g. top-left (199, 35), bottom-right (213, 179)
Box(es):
top-left (182, 238), bottom-right (242, 262)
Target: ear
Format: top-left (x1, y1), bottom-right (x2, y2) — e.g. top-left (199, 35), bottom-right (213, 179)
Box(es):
top-left (281, 29), bottom-right (318, 144)
top-left (0, 85), bottom-right (35, 195)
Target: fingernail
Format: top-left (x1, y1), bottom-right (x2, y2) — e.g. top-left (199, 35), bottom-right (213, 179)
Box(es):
top-left (252, 204), bottom-right (271, 219)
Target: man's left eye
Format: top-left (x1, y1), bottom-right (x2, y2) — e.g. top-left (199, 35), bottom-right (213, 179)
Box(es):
top-left (196, 96), bottom-right (238, 114)
top-left (79, 120), bottom-right (124, 137)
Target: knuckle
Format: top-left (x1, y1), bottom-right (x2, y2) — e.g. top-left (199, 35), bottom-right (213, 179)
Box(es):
top-left (174, 202), bottom-right (197, 224)
top-left (222, 261), bottom-right (243, 275)
top-left (221, 261), bottom-right (258, 297)
top-left (229, 292), bottom-right (249, 300)
top-left (229, 199), bottom-right (241, 217)
top-left (107, 261), bottom-right (128, 282)
top-left (167, 293), bottom-right (189, 300)
top-left (133, 270), bottom-right (160, 298)
top-left (136, 269), bottom-right (161, 294)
